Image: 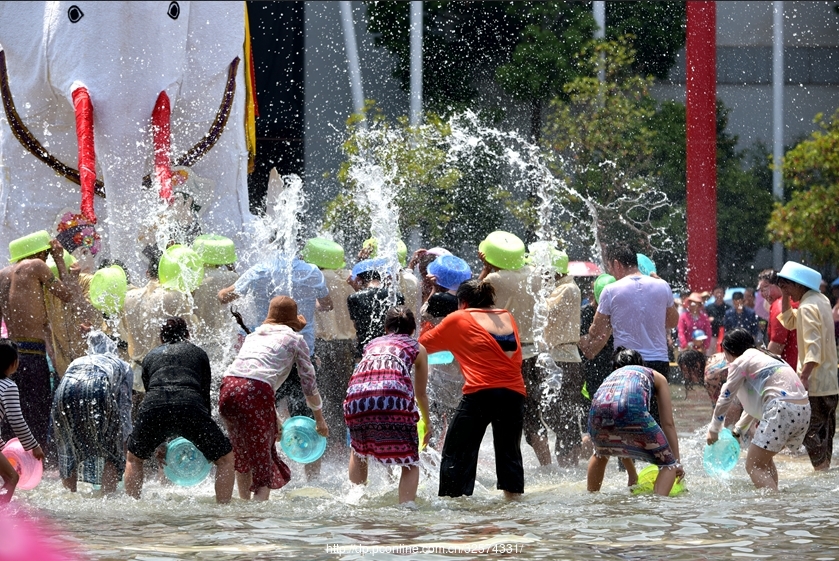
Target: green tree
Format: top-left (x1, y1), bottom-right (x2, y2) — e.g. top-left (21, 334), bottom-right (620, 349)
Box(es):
top-left (768, 109), bottom-right (839, 266)
top-left (495, 2), bottom-right (595, 141)
top-left (605, 1), bottom-right (686, 79)
top-left (648, 102), bottom-right (774, 285)
top-left (323, 106), bottom-right (512, 253)
top-left (366, 1), bottom-right (520, 113)
top-left (543, 39), bottom-right (773, 284)
top-left (365, 1), bottom-right (686, 134)
top-left (542, 39), bottom-right (668, 255)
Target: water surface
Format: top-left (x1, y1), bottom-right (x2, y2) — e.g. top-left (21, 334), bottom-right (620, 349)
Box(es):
top-left (10, 386), bottom-right (839, 560)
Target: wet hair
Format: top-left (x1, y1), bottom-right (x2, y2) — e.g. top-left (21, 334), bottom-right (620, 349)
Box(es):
top-left (758, 269), bottom-right (779, 285)
top-left (612, 346), bottom-right (645, 369)
top-left (384, 306), bottom-right (415, 336)
top-left (721, 328), bottom-right (755, 357)
top-left (731, 291), bottom-right (744, 301)
top-left (677, 349), bottom-right (706, 374)
top-left (456, 279), bottom-right (495, 308)
top-left (0, 339), bottom-right (18, 378)
top-left (357, 270), bottom-right (382, 285)
top-left (604, 244), bottom-right (637, 268)
top-left (143, 245), bottom-right (162, 280)
top-left (160, 317), bottom-right (190, 344)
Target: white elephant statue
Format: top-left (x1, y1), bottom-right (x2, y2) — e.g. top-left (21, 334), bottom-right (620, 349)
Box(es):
top-left (0, 1), bottom-right (254, 274)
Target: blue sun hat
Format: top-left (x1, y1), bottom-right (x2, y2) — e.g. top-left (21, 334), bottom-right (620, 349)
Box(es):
top-left (637, 253), bottom-right (656, 276)
top-left (778, 261), bottom-right (822, 292)
top-left (427, 254), bottom-right (472, 291)
top-left (350, 257), bottom-right (389, 281)
top-left (692, 329), bottom-right (708, 341)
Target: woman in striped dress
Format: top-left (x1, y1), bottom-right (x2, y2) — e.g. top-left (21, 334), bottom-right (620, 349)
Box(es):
top-left (344, 306), bottom-right (430, 503)
top-left (0, 339), bottom-right (44, 503)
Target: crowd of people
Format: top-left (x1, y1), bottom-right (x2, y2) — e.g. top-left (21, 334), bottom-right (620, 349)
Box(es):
top-left (1, 222), bottom-right (838, 504)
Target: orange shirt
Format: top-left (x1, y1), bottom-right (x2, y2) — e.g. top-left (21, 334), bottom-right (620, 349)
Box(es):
top-left (419, 309), bottom-right (526, 397)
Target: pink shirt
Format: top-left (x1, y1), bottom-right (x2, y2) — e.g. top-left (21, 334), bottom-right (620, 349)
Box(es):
top-left (677, 311), bottom-right (712, 350)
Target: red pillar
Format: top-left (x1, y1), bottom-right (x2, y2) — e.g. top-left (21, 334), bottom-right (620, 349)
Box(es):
top-left (686, 1), bottom-right (717, 292)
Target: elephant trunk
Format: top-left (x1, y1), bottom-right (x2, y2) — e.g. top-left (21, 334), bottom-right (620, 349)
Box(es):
top-left (152, 90), bottom-right (173, 201)
top-left (71, 85), bottom-right (96, 222)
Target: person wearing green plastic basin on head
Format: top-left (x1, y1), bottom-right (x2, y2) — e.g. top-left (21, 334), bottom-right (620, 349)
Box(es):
top-left (578, 273), bottom-right (615, 459)
top-left (587, 348), bottom-right (683, 496)
top-left (0, 231), bottom-right (77, 454)
top-left (528, 241), bottom-right (584, 468)
top-left (121, 246), bottom-right (199, 418)
top-left (477, 231), bottom-right (548, 467)
top-left (302, 238), bottom-right (357, 455)
top-left (190, 235), bottom-right (239, 365)
top-left (776, 260), bottom-right (839, 471)
top-left (706, 328), bottom-right (809, 491)
top-left (360, 238), bottom-right (419, 309)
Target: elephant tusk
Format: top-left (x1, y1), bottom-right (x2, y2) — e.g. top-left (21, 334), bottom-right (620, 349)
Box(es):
top-left (0, 50), bottom-right (106, 198)
top-left (141, 57), bottom-right (240, 188)
top-left (152, 91), bottom-right (173, 201)
top-left (72, 85), bottom-right (97, 222)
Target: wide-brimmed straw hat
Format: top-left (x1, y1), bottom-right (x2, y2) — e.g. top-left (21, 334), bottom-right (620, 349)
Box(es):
top-left (264, 295), bottom-right (307, 332)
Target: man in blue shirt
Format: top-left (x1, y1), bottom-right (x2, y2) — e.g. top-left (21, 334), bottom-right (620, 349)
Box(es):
top-left (723, 291), bottom-right (761, 342)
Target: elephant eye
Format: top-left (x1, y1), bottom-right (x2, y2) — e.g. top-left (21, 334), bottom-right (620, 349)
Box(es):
top-left (167, 1), bottom-right (180, 20)
top-left (67, 5), bottom-right (84, 23)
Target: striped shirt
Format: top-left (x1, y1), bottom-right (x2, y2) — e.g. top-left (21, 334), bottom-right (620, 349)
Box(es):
top-left (0, 377), bottom-right (38, 450)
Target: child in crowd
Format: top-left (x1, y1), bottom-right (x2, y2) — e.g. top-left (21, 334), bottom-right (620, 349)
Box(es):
top-left (0, 339), bottom-right (45, 503)
top-left (344, 307), bottom-right (430, 504)
top-left (421, 254), bottom-right (471, 447)
top-left (676, 348), bottom-right (706, 393)
top-left (706, 328), bottom-right (810, 490)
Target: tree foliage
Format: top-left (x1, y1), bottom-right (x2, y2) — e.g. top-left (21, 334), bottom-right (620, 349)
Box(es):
top-left (768, 109), bottom-right (839, 266)
top-left (365, 1), bottom-right (686, 128)
top-left (323, 106), bottom-right (513, 253)
top-left (542, 39), bottom-right (773, 285)
top-left (605, 1), bottom-right (686, 79)
top-left (542, 39), bottom-right (669, 256)
top-left (366, 1), bottom-right (519, 113)
top-left (494, 2), bottom-right (595, 140)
